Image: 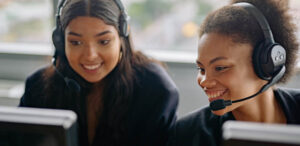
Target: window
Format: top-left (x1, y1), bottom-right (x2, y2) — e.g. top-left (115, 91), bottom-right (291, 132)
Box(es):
top-left (0, 0), bottom-right (53, 44)
top-left (125, 0), bottom-right (300, 53)
top-left (290, 0), bottom-right (300, 45)
top-left (0, 0), bottom-right (299, 55)
top-left (125, 0), bottom-right (228, 53)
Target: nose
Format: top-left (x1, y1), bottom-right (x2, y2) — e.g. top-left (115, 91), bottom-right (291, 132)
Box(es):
top-left (197, 72), bottom-right (217, 89)
top-left (84, 44), bottom-right (98, 61)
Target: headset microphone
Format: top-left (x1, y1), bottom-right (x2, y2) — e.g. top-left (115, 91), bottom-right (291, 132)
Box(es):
top-left (64, 77), bottom-right (81, 93)
top-left (52, 60), bottom-right (81, 93)
top-left (210, 66), bottom-right (285, 111)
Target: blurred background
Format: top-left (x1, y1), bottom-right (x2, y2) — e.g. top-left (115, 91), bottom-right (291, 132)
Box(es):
top-left (0, 0), bottom-right (300, 118)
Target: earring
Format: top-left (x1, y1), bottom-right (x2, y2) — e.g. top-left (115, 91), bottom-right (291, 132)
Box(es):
top-left (118, 51), bottom-right (123, 63)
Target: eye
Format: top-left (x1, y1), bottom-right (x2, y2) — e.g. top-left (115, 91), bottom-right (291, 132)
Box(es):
top-left (69, 40), bottom-right (82, 46)
top-left (197, 67), bottom-right (205, 75)
top-left (215, 66), bottom-right (228, 72)
top-left (99, 40), bottom-right (110, 45)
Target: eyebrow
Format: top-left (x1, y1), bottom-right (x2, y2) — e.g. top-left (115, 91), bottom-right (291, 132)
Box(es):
top-left (67, 30), bottom-right (112, 37)
top-left (196, 56), bottom-right (228, 66)
top-left (67, 31), bottom-right (82, 37)
top-left (95, 30), bottom-right (112, 37)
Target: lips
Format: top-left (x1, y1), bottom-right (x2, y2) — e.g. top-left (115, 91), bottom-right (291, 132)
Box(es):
top-left (205, 89), bottom-right (227, 102)
top-left (83, 64), bottom-right (101, 70)
top-left (81, 62), bottom-right (103, 73)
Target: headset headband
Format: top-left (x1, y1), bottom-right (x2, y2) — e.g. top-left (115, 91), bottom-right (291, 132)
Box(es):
top-left (233, 2), bottom-right (275, 43)
top-left (55, 0), bottom-right (67, 21)
top-left (114, 0), bottom-right (125, 12)
top-left (55, 0), bottom-right (128, 37)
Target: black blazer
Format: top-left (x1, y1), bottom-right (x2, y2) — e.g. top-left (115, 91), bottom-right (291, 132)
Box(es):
top-left (20, 63), bottom-right (179, 146)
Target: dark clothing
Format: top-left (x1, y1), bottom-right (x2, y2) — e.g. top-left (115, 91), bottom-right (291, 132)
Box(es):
top-left (20, 63), bottom-right (179, 146)
top-left (173, 88), bottom-right (300, 146)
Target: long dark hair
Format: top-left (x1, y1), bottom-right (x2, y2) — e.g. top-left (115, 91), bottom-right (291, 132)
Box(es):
top-left (44, 0), bottom-right (151, 145)
top-left (199, 0), bottom-right (299, 83)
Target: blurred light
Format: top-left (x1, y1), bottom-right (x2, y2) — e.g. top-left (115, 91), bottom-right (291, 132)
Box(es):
top-left (181, 21), bottom-right (198, 38)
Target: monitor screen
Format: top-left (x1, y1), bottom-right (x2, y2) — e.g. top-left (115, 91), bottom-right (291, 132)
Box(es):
top-left (0, 106), bottom-right (78, 146)
top-left (222, 120), bottom-right (300, 146)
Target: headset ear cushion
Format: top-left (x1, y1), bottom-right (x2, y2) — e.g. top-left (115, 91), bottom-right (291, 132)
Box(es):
top-left (253, 42), bottom-right (286, 81)
top-left (123, 21), bottom-right (129, 37)
top-left (119, 15), bottom-right (129, 37)
top-left (52, 26), bottom-right (65, 53)
top-left (252, 41), bottom-right (272, 80)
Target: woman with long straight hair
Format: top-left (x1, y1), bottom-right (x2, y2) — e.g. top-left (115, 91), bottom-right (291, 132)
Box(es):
top-left (20, 0), bottom-right (179, 145)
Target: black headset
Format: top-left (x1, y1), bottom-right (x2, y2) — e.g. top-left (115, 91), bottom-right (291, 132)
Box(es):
top-left (233, 2), bottom-right (286, 81)
top-left (210, 2), bottom-right (287, 111)
top-left (52, 0), bottom-right (129, 61)
top-left (51, 0), bottom-right (129, 93)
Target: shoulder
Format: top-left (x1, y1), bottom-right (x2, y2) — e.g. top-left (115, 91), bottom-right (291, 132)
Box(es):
top-left (19, 66), bottom-right (50, 107)
top-left (23, 66), bottom-right (50, 93)
top-left (175, 106), bottom-right (224, 146)
top-left (134, 62), bottom-right (179, 101)
top-left (25, 67), bottom-right (48, 85)
top-left (133, 62), bottom-right (179, 116)
top-left (274, 87), bottom-right (300, 123)
top-left (137, 63), bottom-right (176, 88)
top-left (275, 87), bottom-right (300, 98)
top-left (128, 63), bottom-right (179, 144)
top-left (131, 62), bottom-right (179, 114)
top-left (176, 106), bottom-right (217, 135)
top-left (274, 87), bottom-right (300, 105)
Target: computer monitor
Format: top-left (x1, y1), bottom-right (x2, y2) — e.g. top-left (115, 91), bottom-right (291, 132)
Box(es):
top-left (0, 106), bottom-right (78, 146)
top-left (222, 120), bottom-right (300, 146)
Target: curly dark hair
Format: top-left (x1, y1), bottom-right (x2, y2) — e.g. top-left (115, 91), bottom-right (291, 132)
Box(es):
top-left (199, 0), bottom-right (299, 83)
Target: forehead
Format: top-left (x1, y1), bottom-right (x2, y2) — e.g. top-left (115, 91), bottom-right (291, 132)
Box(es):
top-left (197, 33), bottom-right (253, 64)
top-left (65, 16), bottom-right (117, 34)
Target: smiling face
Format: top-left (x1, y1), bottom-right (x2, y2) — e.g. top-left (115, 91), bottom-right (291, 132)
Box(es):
top-left (65, 16), bottom-right (121, 83)
top-left (196, 33), bottom-right (266, 115)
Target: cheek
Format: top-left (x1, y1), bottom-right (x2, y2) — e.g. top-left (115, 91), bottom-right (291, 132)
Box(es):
top-left (65, 48), bottom-right (73, 62)
top-left (65, 48), bottom-right (77, 63)
top-left (65, 48), bottom-right (82, 70)
top-left (218, 70), bottom-right (237, 86)
top-left (223, 66), bottom-right (262, 99)
top-left (219, 69), bottom-right (245, 96)
top-left (103, 47), bottom-right (120, 66)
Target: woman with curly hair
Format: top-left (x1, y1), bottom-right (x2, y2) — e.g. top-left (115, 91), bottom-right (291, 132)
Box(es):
top-left (174, 0), bottom-right (299, 145)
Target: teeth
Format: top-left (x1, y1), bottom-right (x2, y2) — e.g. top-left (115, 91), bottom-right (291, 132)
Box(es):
top-left (206, 91), bottom-right (225, 98)
top-left (83, 64), bottom-right (101, 70)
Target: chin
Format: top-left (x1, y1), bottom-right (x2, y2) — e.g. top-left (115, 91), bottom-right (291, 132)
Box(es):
top-left (83, 77), bottom-right (103, 83)
top-left (211, 109), bottom-right (227, 116)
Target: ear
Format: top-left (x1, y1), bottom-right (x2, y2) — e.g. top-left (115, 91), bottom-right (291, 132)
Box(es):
top-left (118, 51), bottom-right (123, 63)
top-left (118, 37), bottom-right (123, 63)
top-left (119, 37), bottom-right (122, 50)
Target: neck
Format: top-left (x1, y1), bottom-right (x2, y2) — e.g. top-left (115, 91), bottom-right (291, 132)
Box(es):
top-left (232, 87), bottom-right (286, 123)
